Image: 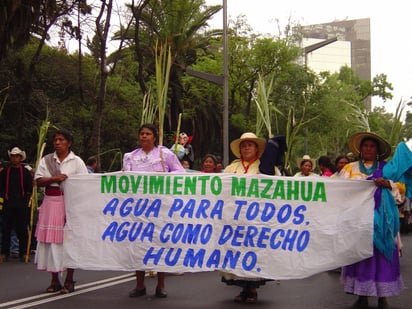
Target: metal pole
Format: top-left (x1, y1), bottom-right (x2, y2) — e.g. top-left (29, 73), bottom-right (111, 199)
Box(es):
top-left (302, 37), bottom-right (337, 155)
top-left (223, 0), bottom-right (229, 167)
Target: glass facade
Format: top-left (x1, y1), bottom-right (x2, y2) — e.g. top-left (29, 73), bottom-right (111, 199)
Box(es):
top-left (300, 18), bottom-right (371, 110)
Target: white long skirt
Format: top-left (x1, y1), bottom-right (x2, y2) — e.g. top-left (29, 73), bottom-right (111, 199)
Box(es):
top-left (35, 242), bottom-right (65, 272)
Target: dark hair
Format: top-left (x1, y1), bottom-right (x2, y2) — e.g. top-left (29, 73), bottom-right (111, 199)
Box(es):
top-left (53, 129), bottom-right (74, 144)
top-left (87, 156), bottom-right (97, 166)
top-left (139, 123), bottom-right (158, 145)
top-left (335, 155), bottom-right (350, 166)
top-left (318, 156), bottom-right (336, 173)
top-left (202, 154), bottom-right (218, 166)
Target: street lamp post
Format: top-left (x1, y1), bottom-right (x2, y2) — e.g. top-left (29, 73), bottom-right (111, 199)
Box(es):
top-left (185, 1), bottom-right (229, 167)
top-left (302, 37), bottom-right (337, 154)
top-left (222, 0), bottom-right (229, 167)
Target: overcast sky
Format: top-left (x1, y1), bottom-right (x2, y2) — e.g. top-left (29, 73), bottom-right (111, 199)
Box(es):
top-left (206, 0), bottom-right (412, 116)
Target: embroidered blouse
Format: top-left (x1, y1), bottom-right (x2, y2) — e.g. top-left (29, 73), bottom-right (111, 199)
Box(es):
top-left (123, 146), bottom-right (185, 173)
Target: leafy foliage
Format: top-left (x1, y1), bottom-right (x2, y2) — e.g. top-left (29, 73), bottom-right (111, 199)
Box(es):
top-left (0, 0), bottom-right (405, 174)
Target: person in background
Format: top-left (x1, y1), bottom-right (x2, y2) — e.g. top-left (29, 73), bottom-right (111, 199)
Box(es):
top-left (34, 129), bottom-right (88, 294)
top-left (294, 155), bottom-right (319, 177)
top-left (318, 155), bottom-right (336, 177)
top-left (201, 154), bottom-right (218, 173)
top-left (86, 156), bottom-right (97, 173)
top-left (0, 161), bottom-right (20, 260)
top-left (123, 123), bottom-right (185, 299)
top-left (170, 132), bottom-right (194, 168)
top-left (215, 155), bottom-right (224, 172)
top-left (339, 132), bottom-right (404, 309)
top-left (333, 155), bottom-right (350, 176)
top-left (180, 159), bottom-right (191, 170)
top-left (0, 147), bottom-right (33, 263)
top-left (179, 133), bottom-right (194, 168)
top-left (221, 132), bottom-right (268, 304)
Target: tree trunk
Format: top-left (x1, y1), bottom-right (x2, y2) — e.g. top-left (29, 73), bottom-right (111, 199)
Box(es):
top-left (89, 0), bottom-right (113, 161)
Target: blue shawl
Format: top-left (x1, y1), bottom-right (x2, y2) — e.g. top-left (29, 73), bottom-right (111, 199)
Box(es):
top-left (383, 142), bottom-right (412, 197)
top-left (368, 161), bottom-right (399, 261)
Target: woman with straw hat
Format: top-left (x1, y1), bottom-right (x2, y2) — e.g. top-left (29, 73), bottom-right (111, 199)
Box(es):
top-left (294, 155), bottom-right (319, 177)
top-left (339, 132), bottom-right (404, 309)
top-left (220, 132), bottom-right (267, 303)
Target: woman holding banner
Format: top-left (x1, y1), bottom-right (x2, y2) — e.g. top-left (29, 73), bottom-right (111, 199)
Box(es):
top-left (123, 123), bottom-right (185, 299)
top-left (339, 132), bottom-right (404, 309)
top-left (34, 129), bottom-right (88, 294)
top-left (220, 132), bottom-right (267, 304)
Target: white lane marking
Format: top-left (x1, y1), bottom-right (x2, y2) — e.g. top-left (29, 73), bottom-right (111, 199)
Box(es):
top-left (0, 273), bottom-right (135, 308)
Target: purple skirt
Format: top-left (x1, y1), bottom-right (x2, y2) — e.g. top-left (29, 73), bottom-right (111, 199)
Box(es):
top-left (341, 246), bottom-right (404, 297)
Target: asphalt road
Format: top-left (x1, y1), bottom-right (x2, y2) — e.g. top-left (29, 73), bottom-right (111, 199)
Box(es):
top-left (0, 234), bottom-right (411, 309)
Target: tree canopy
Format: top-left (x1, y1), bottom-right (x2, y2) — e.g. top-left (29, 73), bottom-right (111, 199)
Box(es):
top-left (0, 0), bottom-right (410, 173)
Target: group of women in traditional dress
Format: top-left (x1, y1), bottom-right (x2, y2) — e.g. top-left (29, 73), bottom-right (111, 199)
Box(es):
top-left (32, 125), bottom-right (406, 308)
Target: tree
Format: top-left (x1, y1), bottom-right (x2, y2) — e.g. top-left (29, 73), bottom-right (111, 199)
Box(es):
top-left (0, 0), bottom-right (53, 59)
top-left (126, 0), bottom-right (222, 131)
top-left (87, 0), bottom-right (114, 165)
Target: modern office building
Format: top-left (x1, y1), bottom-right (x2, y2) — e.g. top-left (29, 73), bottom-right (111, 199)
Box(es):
top-left (299, 18), bottom-right (371, 110)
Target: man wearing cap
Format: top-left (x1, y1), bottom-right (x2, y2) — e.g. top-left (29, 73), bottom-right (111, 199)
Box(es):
top-left (0, 147), bottom-right (33, 262)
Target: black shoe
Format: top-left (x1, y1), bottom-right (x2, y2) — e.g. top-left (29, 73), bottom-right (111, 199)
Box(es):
top-left (129, 287), bottom-right (146, 298)
top-left (352, 296), bottom-right (368, 309)
top-left (155, 288), bottom-right (167, 298)
top-left (378, 297), bottom-right (389, 309)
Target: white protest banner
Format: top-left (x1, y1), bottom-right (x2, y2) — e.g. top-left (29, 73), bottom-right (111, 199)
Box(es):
top-left (62, 172), bottom-right (375, 280)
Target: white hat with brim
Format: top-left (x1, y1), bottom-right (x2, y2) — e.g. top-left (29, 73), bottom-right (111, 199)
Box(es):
top-left (349, 132), bottom-right (391, 160)
top-left (297, 155), bottom-right (316, 171)
top-left (8, 147), bottom-right (26, 161)
top-left (230, 132), bottom-right (266, 159)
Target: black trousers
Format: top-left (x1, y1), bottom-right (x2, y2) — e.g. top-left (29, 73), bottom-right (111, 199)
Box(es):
top-left (1, 206), bottom-right (30, 257)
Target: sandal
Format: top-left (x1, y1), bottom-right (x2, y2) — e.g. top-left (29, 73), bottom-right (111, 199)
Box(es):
top-left (245, 292), bottom-right (258, 304)
top-left (234, 291), bottom-right (247, 303)
top-left (129, 287), bottom-right (146, 298)
top-left (60, 280), bottom-right (76, 294)
top-left (46, 283), bottom-right (62, 293)
top-left (155, 288), bottom-right (167, 298)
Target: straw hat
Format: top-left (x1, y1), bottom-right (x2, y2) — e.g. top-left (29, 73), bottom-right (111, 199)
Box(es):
top-left (8, 147), bottom-right (26, 161)
top-left (297, 155), bottom-right (316, 171)
top-left (230, 132), bottom-right (266, 158)
top-left (348, 132), bottom-right (391, 160)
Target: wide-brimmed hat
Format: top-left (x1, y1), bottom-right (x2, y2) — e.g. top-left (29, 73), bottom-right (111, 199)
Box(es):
top-left (8, 147), bottom-right (26, 161)
top-left (349, 132), bottom-right (391, 160)
top-left (297, 155), bottom-right (316, 171)
top-left (230, 132), bottom-right (266, 158)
